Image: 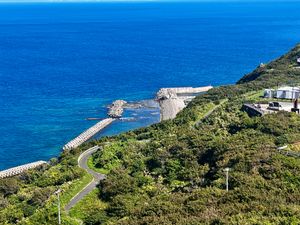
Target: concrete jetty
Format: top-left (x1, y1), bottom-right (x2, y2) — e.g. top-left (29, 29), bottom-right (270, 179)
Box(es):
top-left (108, 100), bottom-right (127, 118)
top-left (156, 86), bottom-right (213, 121)
top-left (63, 118), bottom-right (115, 150)
top-left (0, 161), bottom-right (47, 179)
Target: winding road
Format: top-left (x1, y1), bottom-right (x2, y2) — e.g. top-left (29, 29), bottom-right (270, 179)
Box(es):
top-left (65, 146), bottom-right (105, 212)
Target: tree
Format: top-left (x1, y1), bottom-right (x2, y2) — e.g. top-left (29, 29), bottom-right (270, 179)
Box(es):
top-left (0, 178), bottom-right (19, 197)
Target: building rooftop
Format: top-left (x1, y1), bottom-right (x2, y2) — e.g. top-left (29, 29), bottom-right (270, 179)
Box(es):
top-left (277, 86), bottom-right (300, 91)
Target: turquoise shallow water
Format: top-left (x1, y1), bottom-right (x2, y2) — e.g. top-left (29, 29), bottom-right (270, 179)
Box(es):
top-left (0, 2), bottom-right (300, 170)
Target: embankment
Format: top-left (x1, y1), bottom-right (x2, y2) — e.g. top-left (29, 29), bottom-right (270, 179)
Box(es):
top-left (156, 86), bottom-right (213, 121)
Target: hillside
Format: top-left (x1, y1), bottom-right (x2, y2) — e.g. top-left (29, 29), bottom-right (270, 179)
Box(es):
top-left (1, 44), bottom-right (300, 225)
top-left (238, 44), bottom-right (300, 85)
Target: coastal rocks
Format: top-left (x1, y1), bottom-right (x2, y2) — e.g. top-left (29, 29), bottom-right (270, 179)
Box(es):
top-left (107, 100), bottom-right (159, 118)
top-left (125, 100), bottom-right (159, 109)
top-left (156, 86), bottom-right (213, 121)
top-left (157, 88), bottom-right (177, 100)
top-left (158, 97), bottom-right (186, 121)
top-left (108, 100), bottom-right (127, 118)
top-left (123, 102), bottom-right (143, 109)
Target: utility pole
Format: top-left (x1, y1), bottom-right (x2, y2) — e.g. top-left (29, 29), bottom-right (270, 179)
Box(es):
top-left (224, 168), bottom-right (230, 192)
top-left (54, 189), bottom-right (62, 224)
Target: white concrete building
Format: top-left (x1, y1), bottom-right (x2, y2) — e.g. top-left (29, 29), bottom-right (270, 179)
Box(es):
top-left (275, 86), bottom-right (300, 99)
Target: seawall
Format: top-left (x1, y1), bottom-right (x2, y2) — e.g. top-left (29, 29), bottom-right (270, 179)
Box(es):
top-left (0, 161), bottom-right (47, 179)
top-left (63, 118), bottom-right (115, 150)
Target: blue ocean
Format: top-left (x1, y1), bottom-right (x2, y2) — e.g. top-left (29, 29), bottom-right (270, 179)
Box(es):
top-left (0, 1), bottom-right (300, 170)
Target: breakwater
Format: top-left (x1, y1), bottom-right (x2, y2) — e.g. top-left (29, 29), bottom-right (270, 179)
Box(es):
top-left (63, 118), bottom-right (115, 150)
top-left (0, 161), bottom-right (47, 179)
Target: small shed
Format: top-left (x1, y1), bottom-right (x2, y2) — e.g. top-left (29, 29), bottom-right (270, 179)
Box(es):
top-left (264, 89), bottom-right (274, 98)
top-left (275, 86), bottom-right (300, 99)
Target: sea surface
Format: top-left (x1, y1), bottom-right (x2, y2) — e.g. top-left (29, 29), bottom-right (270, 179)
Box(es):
top-left (1, 1), bottom-right (300, 170)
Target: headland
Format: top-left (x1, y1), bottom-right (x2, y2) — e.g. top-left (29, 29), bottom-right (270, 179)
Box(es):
top-left (156, 86), bottom-right (213, 121)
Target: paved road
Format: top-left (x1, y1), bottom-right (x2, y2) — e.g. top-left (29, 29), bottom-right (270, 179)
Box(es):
top-left (65, 146), bottom-right (105, 212)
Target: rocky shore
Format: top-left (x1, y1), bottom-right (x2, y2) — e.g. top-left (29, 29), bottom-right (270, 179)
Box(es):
top-left (108, 100), bottom-right (127, 118)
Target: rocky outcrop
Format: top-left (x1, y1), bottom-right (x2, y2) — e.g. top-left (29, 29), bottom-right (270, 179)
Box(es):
top-left (108, 100), bottom-right (127, 118)
top-left (156, 86), bottom-right (213, 121)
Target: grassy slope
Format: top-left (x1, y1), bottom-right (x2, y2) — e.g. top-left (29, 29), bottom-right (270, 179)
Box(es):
top-left (69, 189), bottom-right (107, 220)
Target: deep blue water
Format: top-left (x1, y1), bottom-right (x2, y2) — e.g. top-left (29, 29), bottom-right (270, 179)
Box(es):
top-left (0, 2), bottom-right (300, 170)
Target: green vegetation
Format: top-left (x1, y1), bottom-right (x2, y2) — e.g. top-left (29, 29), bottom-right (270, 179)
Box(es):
top-left (69, 189), bottom-right (107, 222)
top-left (60, 172), bottom-right (93, 207)
top-left (0, 146), bottom-right (94, 224)
top-left (87, 156), bottom-right (104, 174)
top-left (289, 142), bottom-right (300, 152)
top-left (1, 44), bottom-right (300, 224)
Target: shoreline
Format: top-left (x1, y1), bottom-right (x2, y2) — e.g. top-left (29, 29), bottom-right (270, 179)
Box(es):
top-left (0, 99), bottom-right (159, 173)
top-left (0, 87), bottom-right (211, 175)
